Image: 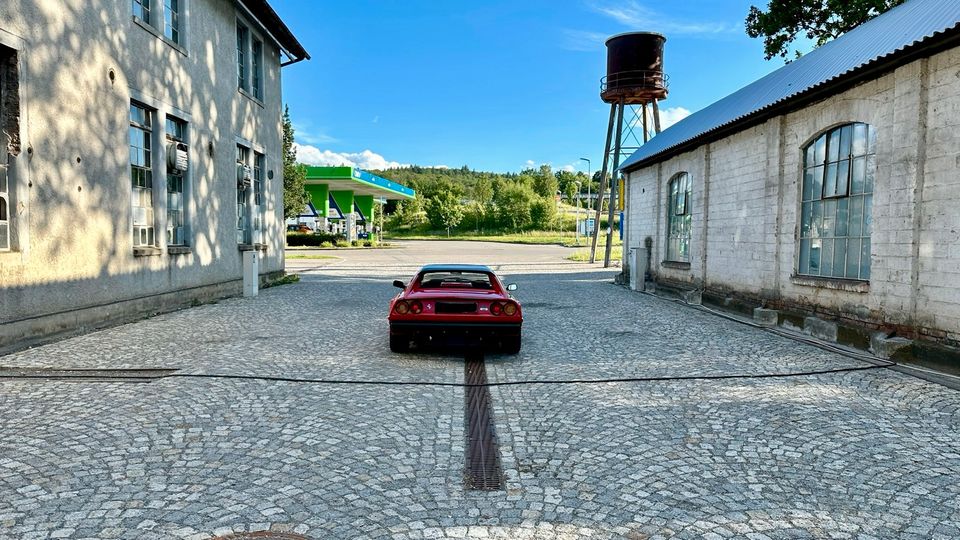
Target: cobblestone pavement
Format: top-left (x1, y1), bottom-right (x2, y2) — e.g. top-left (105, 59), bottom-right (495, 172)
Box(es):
top-left (2, 241), bottom-right (960, 539)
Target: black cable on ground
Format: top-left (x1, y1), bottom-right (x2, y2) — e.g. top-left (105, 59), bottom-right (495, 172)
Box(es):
top-left (148, 364), bottom-right (886, 387)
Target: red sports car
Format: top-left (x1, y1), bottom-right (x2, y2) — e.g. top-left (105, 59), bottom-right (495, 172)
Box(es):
top-left (388, 264), bottom-right (523, 354)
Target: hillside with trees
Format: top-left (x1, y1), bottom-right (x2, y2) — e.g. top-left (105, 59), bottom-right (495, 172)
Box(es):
top-left (369, 165), bottom-right (602, 236)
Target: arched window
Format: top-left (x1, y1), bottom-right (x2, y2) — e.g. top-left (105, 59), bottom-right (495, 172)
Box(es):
top-left (666, 172), bottom-right (691, 262)
top-left (798, 123), bottom-right (875, 280)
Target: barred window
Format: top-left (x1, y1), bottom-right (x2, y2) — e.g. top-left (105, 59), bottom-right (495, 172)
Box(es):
top-left (133, 0), bottom-right (151, 24)
top-left (666, 172), bottom-right (691, 263)
top-left (253, 152), bottom-right (264, 239)
top-left (163, 0), bottom-right (180, 44)
top-left (166, 116), bottom-right (186, 246)
top-left (130, 103), bottom-right (155, 248)
top-left (798, 123), bottom-right (875, 280)
top-left (237, 144), bottom-right (250, 244)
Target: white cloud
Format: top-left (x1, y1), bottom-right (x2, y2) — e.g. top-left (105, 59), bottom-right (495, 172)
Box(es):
top-left (560, 29), bottom-right (608, 52)
top-left (659, 106), bottom-right (692, 129)
top-left (562, 164), bottom-right (576, 172)
top-left (291, 122), bottom-right (337, 145)
top-left (294, 143), bottom-right (449, 171)
top-left (294, 144), bottom-right (410, 169)
top-left (524, 160), bottom-right (536, 168)
top-left (591, 1), bottom-right (737, 36)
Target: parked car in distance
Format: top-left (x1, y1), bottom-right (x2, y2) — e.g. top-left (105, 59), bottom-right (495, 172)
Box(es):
top-left (287, 224), bottom-right (313, 233)
top-left (388, 264), bottom-right (522, 353)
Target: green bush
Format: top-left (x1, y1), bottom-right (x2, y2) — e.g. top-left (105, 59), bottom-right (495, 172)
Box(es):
top-left (286, 231), bottom-right (340, 246)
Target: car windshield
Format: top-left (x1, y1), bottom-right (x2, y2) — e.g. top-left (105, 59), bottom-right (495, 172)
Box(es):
top-left (418, 271), bottom-right (494, 289)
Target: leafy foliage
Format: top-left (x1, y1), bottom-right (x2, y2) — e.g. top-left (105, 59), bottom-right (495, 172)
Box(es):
top-left (745, 0), bottom-right (905, 60)
top-left (426, 191), bottom-right (465, 236)
top-left (282, 105), bottom-right (309, 219)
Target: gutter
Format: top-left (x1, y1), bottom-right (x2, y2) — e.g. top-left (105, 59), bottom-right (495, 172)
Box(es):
top-left (235, 0), bottom-right (310, 66)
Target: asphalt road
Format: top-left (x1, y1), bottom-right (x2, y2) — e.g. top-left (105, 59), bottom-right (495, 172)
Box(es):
top-left (1, 241), bottom-right (959, 539)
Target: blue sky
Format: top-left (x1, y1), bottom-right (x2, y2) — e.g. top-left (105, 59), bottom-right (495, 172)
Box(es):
top-left (273, 1), bottom-right (786, 173)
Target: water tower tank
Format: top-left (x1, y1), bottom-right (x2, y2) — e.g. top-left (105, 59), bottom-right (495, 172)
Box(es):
top-left (601, 32), bottom-right (668, 104)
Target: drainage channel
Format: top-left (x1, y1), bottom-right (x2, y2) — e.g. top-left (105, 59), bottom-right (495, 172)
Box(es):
top-left (0, 367), bottom-right (178, 382)
top-left (463, 353), bottom-right (505, 491)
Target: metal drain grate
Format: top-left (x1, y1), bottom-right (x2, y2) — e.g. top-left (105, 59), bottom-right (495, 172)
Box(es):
top-left (0, 367), bottom-right (178, 382)
top-left (463, 354), bottom-right (505, 491)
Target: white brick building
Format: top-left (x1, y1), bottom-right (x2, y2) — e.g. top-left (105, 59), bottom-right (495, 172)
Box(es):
top-left (622, 0), bottom-right (960, 346)
top-left (0, 1), bottom-right (308, 350)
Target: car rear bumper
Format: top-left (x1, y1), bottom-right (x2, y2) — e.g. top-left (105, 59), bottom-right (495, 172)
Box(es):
top-left (390, 321), bottom-right (521, 342)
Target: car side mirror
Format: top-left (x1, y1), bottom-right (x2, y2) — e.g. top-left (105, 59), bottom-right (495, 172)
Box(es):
top-left (506, 283), bottom-right (518, 291)
top-left (393, 280), bottom-right (406, 289)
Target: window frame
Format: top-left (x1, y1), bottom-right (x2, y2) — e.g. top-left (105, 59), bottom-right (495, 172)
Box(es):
top-left (236, 16), bottom-right (266, 102)
top-left (163, 0), bottom-right (181, 45)
top-left (236, 144), bottom-right (250, 244)
top-left (253, 151), bottom-right (265, 241)
top-left (665, 172), bottom-right (692, 264)
top-left (165, 115), bottom-right (187, 247)
top-left (132, 0), bottom-right (186, 48)
top-left (130, 101), bottom-right (156, 249)
top-left (797, 122), bottom-right (876, 281)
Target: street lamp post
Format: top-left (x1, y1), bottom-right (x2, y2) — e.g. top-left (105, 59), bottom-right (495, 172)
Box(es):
top-left (579, 157), bottom-right (591, 236)
top-left (574, 180), bottom-right (582, 244)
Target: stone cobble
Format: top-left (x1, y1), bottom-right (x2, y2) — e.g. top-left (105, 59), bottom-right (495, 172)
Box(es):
top-left (1, 242), bottom-right (959, 539)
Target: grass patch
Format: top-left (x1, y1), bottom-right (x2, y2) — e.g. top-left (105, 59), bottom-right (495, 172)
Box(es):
top-left (566, 246), bottom-right (623, 262)
top-left (285, 254), bottom-right (341, 260)
top-left (267, 273), bottom-right (301, 287)
top-left (385, 230), bottom-right (621, 247)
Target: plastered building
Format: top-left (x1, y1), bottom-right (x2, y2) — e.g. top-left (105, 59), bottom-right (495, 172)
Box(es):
top-left (622, 0), bottom-right (960, 347)
top-left (0, 1), bottom-right (308, 349)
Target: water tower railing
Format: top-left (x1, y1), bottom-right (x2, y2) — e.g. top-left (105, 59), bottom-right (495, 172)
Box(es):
top-left (600, 70), bottom-right (669, 93)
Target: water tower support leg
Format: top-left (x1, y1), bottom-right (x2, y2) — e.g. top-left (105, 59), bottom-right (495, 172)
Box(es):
top-left (604, 101), bottom-right (626, 268)
top-left (652, 98), bottom-right (662, 134)
top-left (589, 104), bottom-right (618, 264)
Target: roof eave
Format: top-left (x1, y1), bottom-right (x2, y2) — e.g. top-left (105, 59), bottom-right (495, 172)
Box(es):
top-left (623, 24), bottom-right (960, 174)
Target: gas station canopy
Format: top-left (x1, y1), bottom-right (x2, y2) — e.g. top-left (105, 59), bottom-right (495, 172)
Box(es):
top-left (303, 166), bottom-right (415, 222)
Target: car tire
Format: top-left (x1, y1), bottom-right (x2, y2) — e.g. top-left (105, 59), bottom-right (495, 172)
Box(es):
top-left (501, 336), bottom-right (521, 355)
top-left (390, 334), bottom-right (410, 353)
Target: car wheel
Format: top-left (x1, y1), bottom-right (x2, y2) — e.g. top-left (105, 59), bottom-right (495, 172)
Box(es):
top-left (390, 334), bottom-right (410, 353)
top-left (501, 336), bottom-right (521, 354)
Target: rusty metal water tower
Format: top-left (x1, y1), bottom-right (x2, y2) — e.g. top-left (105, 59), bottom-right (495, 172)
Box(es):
top-left (590, 32), bottom-right (668, 266)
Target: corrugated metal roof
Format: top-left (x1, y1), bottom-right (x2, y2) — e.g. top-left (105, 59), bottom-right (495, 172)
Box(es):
top-left (620, 0), bottom-right (960, 172)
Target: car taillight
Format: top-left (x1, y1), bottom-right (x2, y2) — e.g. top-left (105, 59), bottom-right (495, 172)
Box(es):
top-left (409, 301), bottom-right (423, 314)
top-left (490, 302), bottom-right (503, 316)
top-left (394, 301), bottom-right (409, 314)
top-left (503, 302), bottom-right (518, 316)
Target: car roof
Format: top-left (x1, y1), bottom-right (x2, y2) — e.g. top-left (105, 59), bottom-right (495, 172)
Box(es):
top-left (418, 264), bottom-right (493, 273)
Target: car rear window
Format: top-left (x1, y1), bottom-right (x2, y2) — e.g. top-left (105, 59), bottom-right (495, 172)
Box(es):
top-left (418, 271), bottom-right (494, 289)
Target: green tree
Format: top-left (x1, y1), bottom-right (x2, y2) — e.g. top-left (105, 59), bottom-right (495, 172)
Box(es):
top-left (426, 191), bottom-right (464, 236)
top-left (470, 177), bottom-right (494, 232)
top-left (532, 164), bottom-right (558, 198)
top-left (493, 182), bottom-right (535, 231)
top-left (529, 197), bottom-right (557, 230)
top-left (746, 0), bottom-right (905, 61)
top-left (282, 105), bottom-right (309, 220)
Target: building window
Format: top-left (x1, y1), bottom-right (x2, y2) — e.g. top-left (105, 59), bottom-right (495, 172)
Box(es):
top-left (666, 172), bottom-right (691, 263)
top-left (130, 103), bottom-right (155, 248)
top-left (237, 23), bottom-right (248, 91)
top-left (252, 39), bottom-right (263, 100)
top-left (166, 116), bottom-right (187, 246)
top-left (798, 123), bottom-right (875, 280)
top-left (254, 152), bottom-right (264, 240)
top-left (237, 144), bottom-right (250, 243)
top-left (163, 0), bottom-right (180, 44)
top-left (0, 170), bottom-right (8, 251)
top-left (133, 0), bottom-right (151, 24)
top-left (0, 47), bottom-right (11, 252)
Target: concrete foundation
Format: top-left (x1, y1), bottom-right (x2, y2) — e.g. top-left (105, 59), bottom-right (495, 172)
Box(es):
top-left (753, 308), bottom-right (779, 327)
top-left (804, 316), bottom-right (839, 342)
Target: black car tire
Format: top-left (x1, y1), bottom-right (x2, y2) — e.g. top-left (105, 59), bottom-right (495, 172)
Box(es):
top-left (501, 336), bottom-right (521, 354)
top-left (390, 334), bottom-right (410, 353)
